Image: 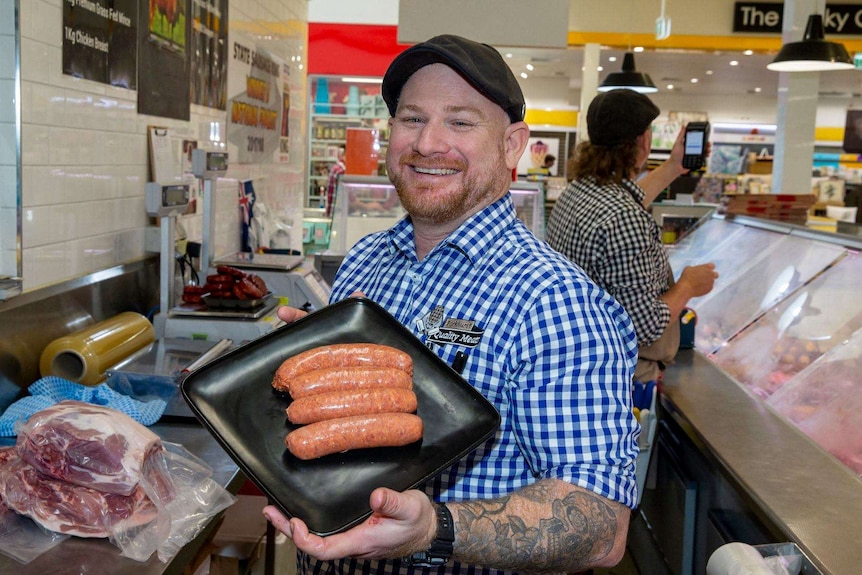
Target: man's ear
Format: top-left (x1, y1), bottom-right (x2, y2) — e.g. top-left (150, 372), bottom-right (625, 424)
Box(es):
top-left (504, 121), bottom-right (530, 170)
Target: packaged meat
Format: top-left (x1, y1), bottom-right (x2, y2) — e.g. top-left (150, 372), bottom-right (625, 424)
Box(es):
top-left (15, 400), bottom-right (164, 496)
top-left (0, 446), bottom-right (159, 538)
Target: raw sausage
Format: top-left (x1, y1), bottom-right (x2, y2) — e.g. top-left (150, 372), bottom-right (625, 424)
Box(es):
top-left (280, 366), bottom-right (413, 398)
top-left (285, 413), bottom-right (423, 460)
top-left (286, 388), bottom-right (418, 424)
top-left (273, 343), bottom-right (413, 393)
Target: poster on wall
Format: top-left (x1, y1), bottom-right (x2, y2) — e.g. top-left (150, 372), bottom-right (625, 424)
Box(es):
top-left (138, 0), bottom-right (191, 121)
top-left (518, 136), bottom-right (561, 176)
top-left (190, 0), bottom-right (228, 110)
top-left (227, 31), bottom-right (288, 164)
top-left (62, 0), bottom-right (137, 89)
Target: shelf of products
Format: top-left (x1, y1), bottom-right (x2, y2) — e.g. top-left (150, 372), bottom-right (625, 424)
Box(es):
top-left (306, 76), bottom-right (390, 211)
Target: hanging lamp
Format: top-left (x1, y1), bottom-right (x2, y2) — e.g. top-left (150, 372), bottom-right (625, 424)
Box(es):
top-left (767, 14), bottom-right (853, 72)
top-left (598, 52), bottom-right (659, 94)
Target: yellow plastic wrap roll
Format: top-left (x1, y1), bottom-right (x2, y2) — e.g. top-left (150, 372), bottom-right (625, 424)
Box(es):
top-left (39, 312), bottom-right (156, 386)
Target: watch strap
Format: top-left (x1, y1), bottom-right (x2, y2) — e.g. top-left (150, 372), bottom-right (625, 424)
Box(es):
top-left (403, 502), bottom-right (454, 567)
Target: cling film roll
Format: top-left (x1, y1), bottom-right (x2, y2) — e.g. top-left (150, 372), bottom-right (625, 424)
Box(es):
top-left (39, 312), bottom-right (156, 386)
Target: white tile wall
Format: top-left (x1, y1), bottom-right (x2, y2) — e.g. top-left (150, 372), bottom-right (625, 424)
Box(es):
top-left (10, 0), bottom-right (309, 291)
top-left (0, 1), bottom-right (17, 279)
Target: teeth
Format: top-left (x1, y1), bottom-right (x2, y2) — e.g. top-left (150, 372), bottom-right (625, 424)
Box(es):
top-left (414, 167), bottom-right (458, 175)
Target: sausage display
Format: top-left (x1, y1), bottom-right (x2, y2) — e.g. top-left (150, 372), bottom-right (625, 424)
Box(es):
top-left (272, 343), bottom-right (413, 393)
top-left (286, 388), bottom-right (418, 425)
top-left (285, 413), bottom-right (424, 460)
top-left (279, 366), bottom-right (413, 398)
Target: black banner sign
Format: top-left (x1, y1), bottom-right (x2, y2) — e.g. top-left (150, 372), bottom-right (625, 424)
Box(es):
top-left (734, 2), bottom-right (862, 35)
top-left (62, 0), bottom-right (137, 88)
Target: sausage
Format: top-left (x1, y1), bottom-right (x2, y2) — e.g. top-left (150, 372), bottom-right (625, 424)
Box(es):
top-left (273, 344), bottom-right (413, 393)
top-left (286, 388), bottom-right (418, 424)
top-left (285, 413), bottom-right (424, 460)
top-left (281, 366), bottom-right (413, 398)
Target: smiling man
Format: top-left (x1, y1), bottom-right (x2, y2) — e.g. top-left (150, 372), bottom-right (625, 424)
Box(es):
top-left (265, 34), bottom-right (640, 575)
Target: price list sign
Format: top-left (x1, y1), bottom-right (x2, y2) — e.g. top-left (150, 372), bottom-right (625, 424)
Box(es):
top-left (62, 0), bottom-right (137, 89)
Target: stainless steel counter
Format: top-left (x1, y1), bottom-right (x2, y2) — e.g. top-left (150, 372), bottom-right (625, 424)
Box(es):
top-left (660, 349), bottom-right (862, 575)
top-left (0, 420), bottom-right (244, 574)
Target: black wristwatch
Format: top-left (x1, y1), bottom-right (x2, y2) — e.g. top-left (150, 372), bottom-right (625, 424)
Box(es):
top-left (403, 502), bottom-right (454, 567)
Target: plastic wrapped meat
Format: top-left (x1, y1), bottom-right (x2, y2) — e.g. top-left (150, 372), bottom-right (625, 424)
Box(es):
top-left (15, 400), bottom-right (165, 496)
top-left (0, 446), bottom-right (159, 538)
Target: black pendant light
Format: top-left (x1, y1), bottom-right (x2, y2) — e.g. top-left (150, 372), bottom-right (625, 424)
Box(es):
top-left (598, 52), bottom-right (658, 94)
top-left (767, 14), bottom-right (854, 72)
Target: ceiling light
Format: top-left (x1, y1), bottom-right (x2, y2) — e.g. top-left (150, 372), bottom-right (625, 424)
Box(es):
top-left (505, 53), bottom-right (513, 58)
top-left (706, 70), bottom-right (714, 75)
top-left (744, 50), bottom-right (754, 56)
top-left (633, 46), bottom-right (644, 53)
top-left (767, 14), bottom-right (854, 72)
top-left (520, 72), bottom-right (528, 79)
top-left (526, 64), bottom-right (534, 71)
top-left (754, 87), bottom-right (762, 92)
top-left (691, 78), bottom-right (699, 83)
top-left (667, 84), bottom-right (675, 90)
top-left (609, 56), bottom-right (617, 62)
top-left (598, 52), bottom-right (658, 93)
top-left (730, 60), bottom-right (739, 66)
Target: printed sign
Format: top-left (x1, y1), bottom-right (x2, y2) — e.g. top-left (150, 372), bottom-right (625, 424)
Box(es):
top-left (62, 0), bottom-right (137, 88)
top-left (734, 2), bottom-right (862, 35)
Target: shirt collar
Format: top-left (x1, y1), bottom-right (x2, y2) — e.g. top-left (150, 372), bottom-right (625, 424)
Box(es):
top-left (621, 178), bottom-right (646, 206)
top-left (386, 193), bottom-right (517, 264)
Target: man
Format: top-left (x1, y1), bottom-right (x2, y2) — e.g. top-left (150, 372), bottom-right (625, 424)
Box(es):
top-left (546, 89), bottom-right (718, 382)
top-left (265, 35), bottom-right (639, 574)
top-left (325, 146), bottom-right (346, 216)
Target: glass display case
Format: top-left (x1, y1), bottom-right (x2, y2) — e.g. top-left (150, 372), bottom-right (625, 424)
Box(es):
top-left (710, 251), bottom-right (862, 400)
top-left (510, 180), bottom-right (546, 240)
top-left (329, 176), bottom-right (405, 252)
top-left (672, 214), bottom-right (862, 479)
top-left (766, 327), bottom-right (862, 476)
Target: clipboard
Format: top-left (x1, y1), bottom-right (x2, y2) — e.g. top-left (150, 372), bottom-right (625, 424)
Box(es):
top-left (148, 126), bottom-right (177, 183)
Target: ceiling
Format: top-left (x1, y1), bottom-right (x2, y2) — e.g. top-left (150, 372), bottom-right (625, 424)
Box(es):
top-left (498, 45), bottom-right (862, 106)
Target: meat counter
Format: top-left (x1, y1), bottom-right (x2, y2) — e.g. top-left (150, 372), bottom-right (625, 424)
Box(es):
top-left (630, 213), bottom-right (862, 575)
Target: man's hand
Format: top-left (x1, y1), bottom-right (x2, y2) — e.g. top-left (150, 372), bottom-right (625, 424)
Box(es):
top-left (263, 488), bottom-right (437, 561)
top-left (678, 262), bottom-right (718, 298)
top-left (277, 306), bottom-right (308, 324)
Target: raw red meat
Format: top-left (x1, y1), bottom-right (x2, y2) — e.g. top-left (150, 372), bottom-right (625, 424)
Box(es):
top-left (16, 400), bottom-right (165, 496)
top-left (0, 446), bottom-right (158, 538)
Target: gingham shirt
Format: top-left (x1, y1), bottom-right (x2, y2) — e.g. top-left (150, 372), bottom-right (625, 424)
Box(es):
top-left (306, 193), bottom-right (638, 575)
top-left (546, 177), bottom-right (672, 347)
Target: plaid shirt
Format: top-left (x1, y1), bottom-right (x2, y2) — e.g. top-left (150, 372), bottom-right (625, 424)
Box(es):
top-left (546, 177), bottom-right (672, 347)
top-left (309, 193), bottom-right (639, 575)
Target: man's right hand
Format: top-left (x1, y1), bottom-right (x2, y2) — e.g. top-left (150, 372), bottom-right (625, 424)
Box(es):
top-left (277, 306), bottom-right (309, 324)
top-left (679, 263), bottom-right (718, 298)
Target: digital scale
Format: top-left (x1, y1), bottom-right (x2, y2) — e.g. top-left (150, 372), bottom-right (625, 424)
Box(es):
top-left (148, 150), bottom-right (289, 343)
top-left (211, 251), bottom-right (331, 313)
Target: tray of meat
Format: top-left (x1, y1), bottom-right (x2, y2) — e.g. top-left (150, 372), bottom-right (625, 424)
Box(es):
top-left (181, 297), bottom-right (501, 536)
top-left (203, 291), bottom-right (272, 309)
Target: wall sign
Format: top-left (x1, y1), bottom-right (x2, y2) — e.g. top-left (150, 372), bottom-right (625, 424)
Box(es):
top-left (734, 2), bottom-right (862, 35)
top-left (62, 0), bottom-right (137, 88)
top-left (226, 31), bottom-right (288, 164)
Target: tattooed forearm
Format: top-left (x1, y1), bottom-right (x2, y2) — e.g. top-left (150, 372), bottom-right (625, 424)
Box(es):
top-left (448, 479), bottom-right (627, 573)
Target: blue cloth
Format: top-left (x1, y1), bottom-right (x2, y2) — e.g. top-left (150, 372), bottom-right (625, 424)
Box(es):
top-left (0, 376), bottom-right (168, 436)
top-left (332, 193), bottom-right (640, 505)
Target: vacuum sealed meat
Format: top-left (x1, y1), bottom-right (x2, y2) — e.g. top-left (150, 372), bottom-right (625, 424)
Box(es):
top-left (0, 446), bottom-right (159, 538)
top-left (15, 400), bottom-right (165, 496)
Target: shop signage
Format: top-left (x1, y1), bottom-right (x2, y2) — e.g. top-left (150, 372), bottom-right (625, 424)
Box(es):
top-left (226, 31), bottom-right (289, 164)
top-left (62, 0), bottom-right (137, 88)
top-left (734, 2), bottom-right (862, 35)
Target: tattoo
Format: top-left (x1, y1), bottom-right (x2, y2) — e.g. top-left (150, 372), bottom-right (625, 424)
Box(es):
top-left (453, 482), bottom-right (618, 572)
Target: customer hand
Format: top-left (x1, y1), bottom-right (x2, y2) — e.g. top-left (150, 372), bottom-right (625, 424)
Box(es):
top-left (679, 263), bottom-right (718, 297)
top-left (263, 487), bottom-right (437, 561)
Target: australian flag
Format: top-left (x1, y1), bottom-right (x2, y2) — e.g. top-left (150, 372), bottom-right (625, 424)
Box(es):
top-left (239, 180), bottom-right (256, 253)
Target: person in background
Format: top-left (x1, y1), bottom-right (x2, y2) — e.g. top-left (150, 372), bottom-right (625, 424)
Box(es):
top-left (542, 153), bottom-right (556, 174)
top-left (325, 145), bottom-right (346, 216)
top-left (265, 34), bottom-right (640, 574)
top-left (546, 89), bottom-right (718, 383)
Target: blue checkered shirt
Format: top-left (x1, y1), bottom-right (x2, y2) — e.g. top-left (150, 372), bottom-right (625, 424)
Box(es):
top-left (546, 177), bottom-right (672, 346)
top-left (308, 193), bottom-right (639, 575)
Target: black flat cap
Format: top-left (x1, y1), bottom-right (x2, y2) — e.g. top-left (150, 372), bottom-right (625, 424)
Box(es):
top-left (382, 34), bottom-right (526, 123)
top-left (587, 89), bottom-right (660, 146)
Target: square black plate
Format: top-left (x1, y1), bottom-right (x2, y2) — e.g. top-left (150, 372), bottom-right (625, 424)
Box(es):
top-left (181, 297), bottom-right (500, 536)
